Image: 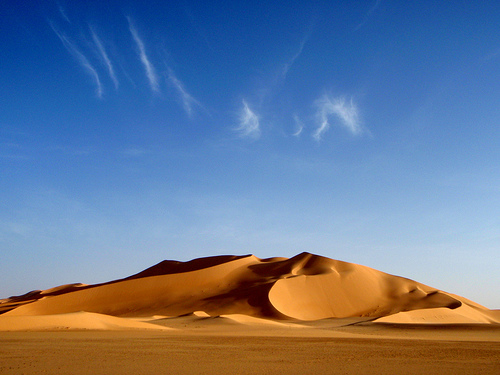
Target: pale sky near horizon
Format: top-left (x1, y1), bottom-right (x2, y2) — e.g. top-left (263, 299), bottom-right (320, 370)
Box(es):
top-left (1, 1), bottom-right (499, 308)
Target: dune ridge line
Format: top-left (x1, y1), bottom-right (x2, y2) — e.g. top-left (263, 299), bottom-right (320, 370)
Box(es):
top-left (1, 252), bottom-right (497, 328)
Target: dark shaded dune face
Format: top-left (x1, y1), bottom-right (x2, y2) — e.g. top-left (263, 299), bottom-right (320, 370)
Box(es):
top-left (0, 284), bottom-right (89, 314)
top-left (397, 290), bottom-right (462, 312)
top-left (0, 256), bottom-right (255, 315)
top-left (201, 282), bottom-right (284, 318)
top-left (125, 255), bottom-right (253, 280)
top-left (2, 256), bottom-right (262, 317)
top-left (248, 252), bottom-right (338, 278)
top-left (6, 283), bottom-right (88, 303)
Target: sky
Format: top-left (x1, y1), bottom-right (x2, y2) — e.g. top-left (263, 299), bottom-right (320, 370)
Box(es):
top-left (1, 1), bottom-right (499, 308)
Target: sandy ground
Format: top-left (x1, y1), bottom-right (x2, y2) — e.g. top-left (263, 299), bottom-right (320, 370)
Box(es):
top-left (1, 324), bottom-right (499, 375)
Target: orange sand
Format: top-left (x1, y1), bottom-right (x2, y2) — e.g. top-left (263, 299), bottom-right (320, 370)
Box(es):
top-left (3, 252), bottom-right (496, 323)
top-left (1, 253), bottom-right (498, 374)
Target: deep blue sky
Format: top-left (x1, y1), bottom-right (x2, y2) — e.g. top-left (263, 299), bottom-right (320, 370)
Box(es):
top-left (1, 1), bottom-right (499, 308)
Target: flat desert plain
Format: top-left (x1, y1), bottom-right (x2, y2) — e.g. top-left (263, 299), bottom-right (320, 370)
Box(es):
top-left (1, 253), bottom-right (499, 374)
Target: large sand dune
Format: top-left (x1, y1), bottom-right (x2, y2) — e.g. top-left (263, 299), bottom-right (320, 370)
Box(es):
top-left (1, 252), bottom-right (498, 329)
top-left (1, 253), bottom-right (499, 374)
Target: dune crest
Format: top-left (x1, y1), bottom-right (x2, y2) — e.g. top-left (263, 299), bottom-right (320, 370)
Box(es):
top-left (1, 252), bottom-right (497, 325)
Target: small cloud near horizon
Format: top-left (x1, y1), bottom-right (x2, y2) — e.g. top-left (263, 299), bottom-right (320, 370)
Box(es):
top-left (121, 147), bottom-right (150, 157)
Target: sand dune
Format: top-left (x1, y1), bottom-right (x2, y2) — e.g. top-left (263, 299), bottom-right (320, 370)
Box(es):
top-left (1, 252), bottom-right (498, 328)
top-left (374, 304), bottom-right (500, 324)
top-left (0, 311), bottom-right (171, 331)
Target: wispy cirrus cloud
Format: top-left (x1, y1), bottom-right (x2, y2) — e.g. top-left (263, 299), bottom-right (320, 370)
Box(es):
top-left (90, 26), bottom-right (119, 90)
top-left (354, 0), bottom-right (382, 31)
top-left (313, 95), bottom-right (362, 141)
top-left (0, 141), bottom-right (30, 160)
top-left (50, 22), bottom-right (103, 98)
top-left (127, 17), bottom-right (159, 93)
top-left (167, 69), bottom-right (201, 117)
top-left (236, 100), bottom-right (260, 139)
top-left (292, 114), bottom-right (304, 137)
top-left (121, 147), bottom-right (150, 157)
top-left (58, 4), bottom-right (71, 23)
top-left (281, 34), bottom-right (309, 80)
top-left (258, 32), bottom-right (311, 104)
top-left (483, 47), bottom-right (500, 61)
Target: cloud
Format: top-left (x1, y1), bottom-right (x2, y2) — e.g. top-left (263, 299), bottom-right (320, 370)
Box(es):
top-left (313, 95), bottom-right (362, 141)
top-left (167, 69), bottom-right (201, 117)
top-left (50, 22), bottom-right (103, 98)
top-left (292, 114), bottom-right (304, 137)
top-left (90, 26), bottom-right (119, 90)
top-left (127, 17), bottom-right (159, 93)
top-left (281, 34), bottom-right (309, 79)
top-left (236, 100), bottom-right (260, 139)
top-left (121, 148), bottom-right (150, 157)
top-left (354, 0), bottom-right (382, 31)
top-left (58, 4), bottom-right (71, 23)
top-left (483, 47), bottom-right (500, 61)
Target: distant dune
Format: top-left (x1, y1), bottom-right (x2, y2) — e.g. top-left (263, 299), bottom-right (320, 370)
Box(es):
top-left (0, 252), bottom-right (498, 331)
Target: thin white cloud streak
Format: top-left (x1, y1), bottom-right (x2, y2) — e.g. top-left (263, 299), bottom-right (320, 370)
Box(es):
top-left (167, 69), bottom-right (201, 117)
top-left (292, 114), bottom-right (304, 137)
top-left (354, 0), bottom-right (382, 31)
top-left (282, 36), bottom-right (308, 79)
top-left (313, 95), bottom-right (362, 141)
top-left (127, 17), bottom-right (159, 93)
top-left (90, 26), bottom-right (119, 90)
top-left (484, 47), bottom-right (500, 61)
top-left (236, 100), bottom-right (260, 139)
top-left (58, 4), bottom-right (71, 23)
top-left (50, 23), bottom-right (103, 98)
top-left (121, 148), bottom-right (150, 157)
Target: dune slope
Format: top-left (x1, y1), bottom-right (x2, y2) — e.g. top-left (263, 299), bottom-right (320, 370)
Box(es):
top-left (1, 252), bottom-right (497, 323)
top-left (0, 311), bottom-right (171, 331)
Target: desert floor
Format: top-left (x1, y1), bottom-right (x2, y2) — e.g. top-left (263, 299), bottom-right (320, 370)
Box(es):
top-left (1, 322), bottom-right (499, 375)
